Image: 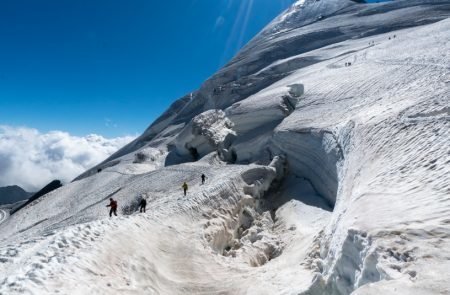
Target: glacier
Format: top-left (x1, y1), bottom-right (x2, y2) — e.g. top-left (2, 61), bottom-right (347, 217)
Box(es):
top-left (1, 0), bottom-right (450, 294)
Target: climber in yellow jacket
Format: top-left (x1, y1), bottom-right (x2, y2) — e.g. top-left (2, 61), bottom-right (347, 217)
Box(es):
top-left (182, 182), bottom-right (188, 196)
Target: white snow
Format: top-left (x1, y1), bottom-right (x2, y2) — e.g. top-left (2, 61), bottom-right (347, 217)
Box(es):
top-left (0, 209), bottom-right (7, 226)
top-left (1, 0), bottom-right (450, 294)
top-left (172, 109), bottom-right (236, 162)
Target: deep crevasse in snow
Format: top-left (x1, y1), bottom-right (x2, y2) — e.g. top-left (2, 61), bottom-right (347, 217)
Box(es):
top-left (1, 0), bottom-right (450, 294)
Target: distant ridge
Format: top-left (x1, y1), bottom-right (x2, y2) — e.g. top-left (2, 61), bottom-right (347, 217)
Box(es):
top-left (0, 185), bottom-right (32, 205)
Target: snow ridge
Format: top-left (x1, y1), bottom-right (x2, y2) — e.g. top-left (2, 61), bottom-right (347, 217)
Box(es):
top-left (1, 0), bottom-right (450, 294)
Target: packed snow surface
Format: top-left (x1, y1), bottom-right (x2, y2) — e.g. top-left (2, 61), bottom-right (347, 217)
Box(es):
top-left (0, 210), bottom-right (7, 226)
top-left (1, 0), bottom-right (450, 294)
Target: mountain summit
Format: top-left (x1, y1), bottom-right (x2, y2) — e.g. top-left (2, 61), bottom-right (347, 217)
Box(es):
top-left (1, 1), bottom-right (449, 294)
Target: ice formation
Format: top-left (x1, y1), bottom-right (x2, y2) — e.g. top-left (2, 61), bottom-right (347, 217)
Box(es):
top-left (1, 0), bottom-right (450, 294)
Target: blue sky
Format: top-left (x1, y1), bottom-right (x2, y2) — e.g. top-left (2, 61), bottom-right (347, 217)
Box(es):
top-left (0, 0), bottom-right (296, 137)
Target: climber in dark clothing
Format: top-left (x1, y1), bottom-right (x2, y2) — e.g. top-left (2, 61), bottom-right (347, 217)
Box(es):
top-left (106, 198), bottom-right (118, 217)
top-left (139, 197), bottom-right (147, 213)
top-left (182, 182), bottom-right (188, 196)
top-left (201, 174), bottom-right (206, 185)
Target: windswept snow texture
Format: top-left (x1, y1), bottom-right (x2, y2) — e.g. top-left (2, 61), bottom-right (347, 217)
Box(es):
top-left (1, 0), bottom-right (450, 294)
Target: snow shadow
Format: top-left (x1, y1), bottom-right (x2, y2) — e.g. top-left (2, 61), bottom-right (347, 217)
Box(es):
top-left (271, 129), bottom-right (342, 209)
top-left (164, 144), bottom-right (198, 166)
top-left (267, 174), bottom-right (333, 213)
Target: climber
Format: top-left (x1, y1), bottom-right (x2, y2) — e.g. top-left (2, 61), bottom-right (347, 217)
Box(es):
top-left (182, 182), bottom-right (188, 196)
top-left (106, 198), bottom-right (118, 217)
top-left (201, 174), bottom-right (206, 185)
top-left (139, 197), bottom-right (147, 213)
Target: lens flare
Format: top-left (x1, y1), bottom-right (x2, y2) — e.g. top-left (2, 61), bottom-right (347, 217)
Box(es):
top-left (220, 0), bottom-right (296, 65)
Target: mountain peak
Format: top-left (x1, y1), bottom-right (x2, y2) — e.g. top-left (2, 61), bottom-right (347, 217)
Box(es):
top-left (1, 1), bottom-right (449, 293)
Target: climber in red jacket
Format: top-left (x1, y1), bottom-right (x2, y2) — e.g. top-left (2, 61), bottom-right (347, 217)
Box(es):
top-left (106, 198), bottom-right (118, 217)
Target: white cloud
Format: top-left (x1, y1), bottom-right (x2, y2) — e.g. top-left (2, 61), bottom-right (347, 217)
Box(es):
top-left (0, 125), bottom-right (136, 192)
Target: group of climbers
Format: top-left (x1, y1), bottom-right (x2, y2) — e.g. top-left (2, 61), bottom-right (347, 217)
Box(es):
top-left (106, 173), bottom-right (207, 217)
top-left (182, 174), bottom-right (206, 196)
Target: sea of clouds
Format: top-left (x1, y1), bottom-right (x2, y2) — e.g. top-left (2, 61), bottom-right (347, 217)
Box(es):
top-left (0, 125), bottom-right (135, 192)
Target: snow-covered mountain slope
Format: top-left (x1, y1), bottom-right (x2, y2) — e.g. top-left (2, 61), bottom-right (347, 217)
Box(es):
top-left (1, 0), bottom-right (450, 294)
